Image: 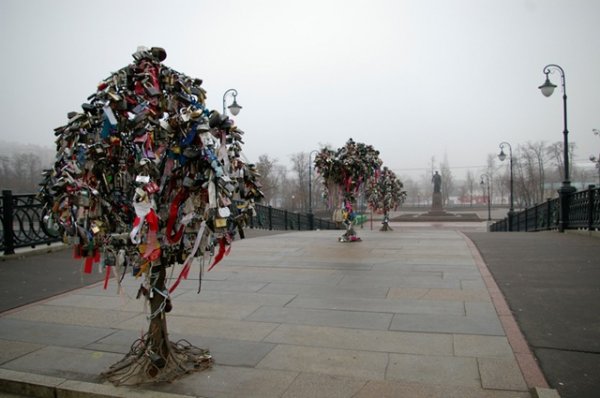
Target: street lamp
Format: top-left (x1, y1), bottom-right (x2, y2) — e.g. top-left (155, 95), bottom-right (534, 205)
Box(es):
top-left (480, 173), bottom-right (491, 221)
top-left (308, 149), bottom-right (320, 215)
top-left (539, 64), bottom-right (577, 232)
top-left (498, 142), bottom-right (514, 231)
top-left (590, 129), bottom-right (600, 185)
top-left (222, 89), bottom-right (242, 116)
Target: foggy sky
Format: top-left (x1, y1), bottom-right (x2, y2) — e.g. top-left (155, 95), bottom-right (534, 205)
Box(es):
top-left (1, 0), bottom-right (598, 180)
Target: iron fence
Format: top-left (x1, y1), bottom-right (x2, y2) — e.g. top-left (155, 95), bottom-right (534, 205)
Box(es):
top-left (1, 190), bottom-right (61, 254)
top-left (1, 190), bottom-right (339, 255)
top-left (490, 185), bottom-right (598, 232)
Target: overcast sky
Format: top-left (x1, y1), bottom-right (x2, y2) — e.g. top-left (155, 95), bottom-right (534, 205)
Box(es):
top-left (1, 0), bottom-right (598, 181)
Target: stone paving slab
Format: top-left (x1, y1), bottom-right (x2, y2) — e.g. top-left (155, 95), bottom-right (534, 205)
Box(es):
top-left (287, 295), bottom-right (465, 315)
top-left (386, 353), bottom-right (481, 387)
top-left (387, 287), bottom-right (491, 302)
top-left (148, 365), bottom-right (298, 398)
top-left (256, 345), bottom-right (388, 380)
top-left (265, 323), bottom-right (454, 355)
top-left (257, 282), bottom-right (389, 299)
top-left (0, 226), bottom-right (552, 397)
top-left (0, 318), bottom-right (115, 348)
top-left (245, 305), bottom-right (394, 330)
top-left (2, 346), bottom-right (122, 382)
top-left (390, 312), bottom-right (505, 335)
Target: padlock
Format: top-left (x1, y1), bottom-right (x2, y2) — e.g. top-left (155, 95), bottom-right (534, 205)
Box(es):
top-left (144, 181), bottom-right (159, 194)
top-left (143, 80), bottom-right (161, 97)
top-left (78, 190), bottom-right (90, 207)
top-left (214, 217), bottom-right (227, 229)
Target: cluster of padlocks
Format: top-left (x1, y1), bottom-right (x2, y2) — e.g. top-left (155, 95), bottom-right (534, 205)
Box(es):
top-left (366, 166), bottom-right (406, 214)
top-left (39, 46), bottom-right (263, 287)
top-left (314, 138), bottom-right (383, 203)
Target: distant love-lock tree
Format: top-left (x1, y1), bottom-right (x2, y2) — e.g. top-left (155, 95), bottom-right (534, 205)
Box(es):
top-left (314, 138), bottom-right (382, 242)
top-left (365, 166), bottom-right (406, 231)
top-left (39, 46), bottom-right (263, 385)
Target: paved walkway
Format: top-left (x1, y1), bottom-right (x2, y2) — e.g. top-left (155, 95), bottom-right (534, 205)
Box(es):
top-left (0, 224), bottom-right (562, 397)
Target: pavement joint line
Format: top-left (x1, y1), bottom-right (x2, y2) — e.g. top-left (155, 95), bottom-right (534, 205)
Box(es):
top-left (459, 231), bottom-right (559, 395)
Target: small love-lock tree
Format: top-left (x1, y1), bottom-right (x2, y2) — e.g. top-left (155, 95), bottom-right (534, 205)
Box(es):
top-left (39, 46), bottom-right (263, 385)
top-left (365, 166), bottom-right (406, 231)
top-left (314, 139), bottom-right (382, 242)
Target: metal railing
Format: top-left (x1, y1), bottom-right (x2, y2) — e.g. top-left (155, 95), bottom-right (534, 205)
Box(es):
top-left (242, 201), bottom-right (339, 231)
top-left (490, 185), bottom-right (599, 232)
top-left (1, 190), bottom-right (61, 254)
top-left (1, 190), bottom-right (340, 255)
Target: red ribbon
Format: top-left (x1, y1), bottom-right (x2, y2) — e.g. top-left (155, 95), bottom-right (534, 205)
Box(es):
top-left (103, 266), bottom-right (112, 289)
top-left (166, 188), bottom-right (188, 244)
top-left (169, 259), bottom-right (191, 294)
top-left (208, 237), bottom-right (228, 271)
top-left (84, 256), bottom-right (94, 274)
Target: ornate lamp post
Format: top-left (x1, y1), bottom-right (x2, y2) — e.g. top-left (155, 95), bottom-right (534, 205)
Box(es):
top-left (498, 142), bottom-right (514, 231)
top-left (480, 173), bottom-right (491, 221)
top-left (539, 64), bottom-right (577, 232)
top-left (222, 88), bottom-right (242, 116)
top-left (590, 129), bottom-right (600, 186)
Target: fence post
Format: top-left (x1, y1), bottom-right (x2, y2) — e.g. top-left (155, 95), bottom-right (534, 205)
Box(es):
top-left (588, 185), bottom-right (595, 231)
top-left (297, 213), bottom-right (301, 230)
top-left (284, 210), bottom-right (288, 231)
top-left (308, 213), bottom-right (314, 230)
top-left (547, 198), bottom-right (553, 229)
top-left (2, 190), bottom-right (15, 255)
top-left (268, 206), bottom-right (273, 230)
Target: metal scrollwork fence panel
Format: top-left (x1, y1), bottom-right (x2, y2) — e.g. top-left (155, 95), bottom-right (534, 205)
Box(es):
top-left (2, 192), bottom-right (340, 255)
top-left (490, 187), bottom-right (596, 232)
top-left (1, 191), bottom-right (61, 254)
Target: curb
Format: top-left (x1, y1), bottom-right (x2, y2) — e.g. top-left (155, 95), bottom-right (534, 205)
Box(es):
top-left (0, 369), bottom-right (200, 398)
top-left (0, 243), bottom-right (67, 261)
top-left (531, 386), bottom-right (562, 398)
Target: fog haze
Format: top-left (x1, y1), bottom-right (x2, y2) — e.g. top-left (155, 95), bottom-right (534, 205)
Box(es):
top-left (1, 0), bottom-right (598, 180)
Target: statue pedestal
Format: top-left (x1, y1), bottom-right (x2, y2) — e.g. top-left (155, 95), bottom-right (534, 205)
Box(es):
top-left (392, 190), bottom-right (482, 222)
top-left (430, 192), bottom-right (444, 214)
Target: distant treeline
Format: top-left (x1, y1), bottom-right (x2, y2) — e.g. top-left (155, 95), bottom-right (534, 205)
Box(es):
top-left (0, 152), bottom-right (49, 193)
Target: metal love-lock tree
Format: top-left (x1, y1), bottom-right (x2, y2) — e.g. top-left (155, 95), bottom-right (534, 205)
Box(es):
top-left (39, 46), bottom-right (263, 385)
top-left (365, 166), bottom-right (406, 231)
top-left (314, 139), bottom-right (382, 242)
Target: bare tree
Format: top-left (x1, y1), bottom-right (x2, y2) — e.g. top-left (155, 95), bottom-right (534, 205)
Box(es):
top-left (255, 154), bottom-right (279, 206)
top-left (0, 152), bottom-right (43, 193)
top-left (517, 142), bottom-right (548, 205)
top-left (402, 178), bottom-right (423, 206)
top-left (290, 152), bottom-right (310, 211)
top-left (546, 141), bottom-right (575, 185)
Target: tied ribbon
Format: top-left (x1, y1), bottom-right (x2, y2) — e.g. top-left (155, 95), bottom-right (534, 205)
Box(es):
top-left (207, 236), bottom-right (231, 272)
top-left (83, 249), bottom-right (100, 274)
top-left (169, 221), bottom-right (206, 293)
top-left (130, 201), bottom-right (160, 261)
top-left (128, 200), bottom-right (162, 280)
top-left (103, 265), bottom-right (112, 289)
top-left (166, 188), bottom-right (189, 244)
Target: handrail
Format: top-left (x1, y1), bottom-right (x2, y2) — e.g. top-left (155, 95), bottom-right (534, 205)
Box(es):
top-left (490, 186), bottom-right (598, 232)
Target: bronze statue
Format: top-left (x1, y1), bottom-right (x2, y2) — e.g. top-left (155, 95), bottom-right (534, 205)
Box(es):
top-left (432, 171), bottom-right (441, 193)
